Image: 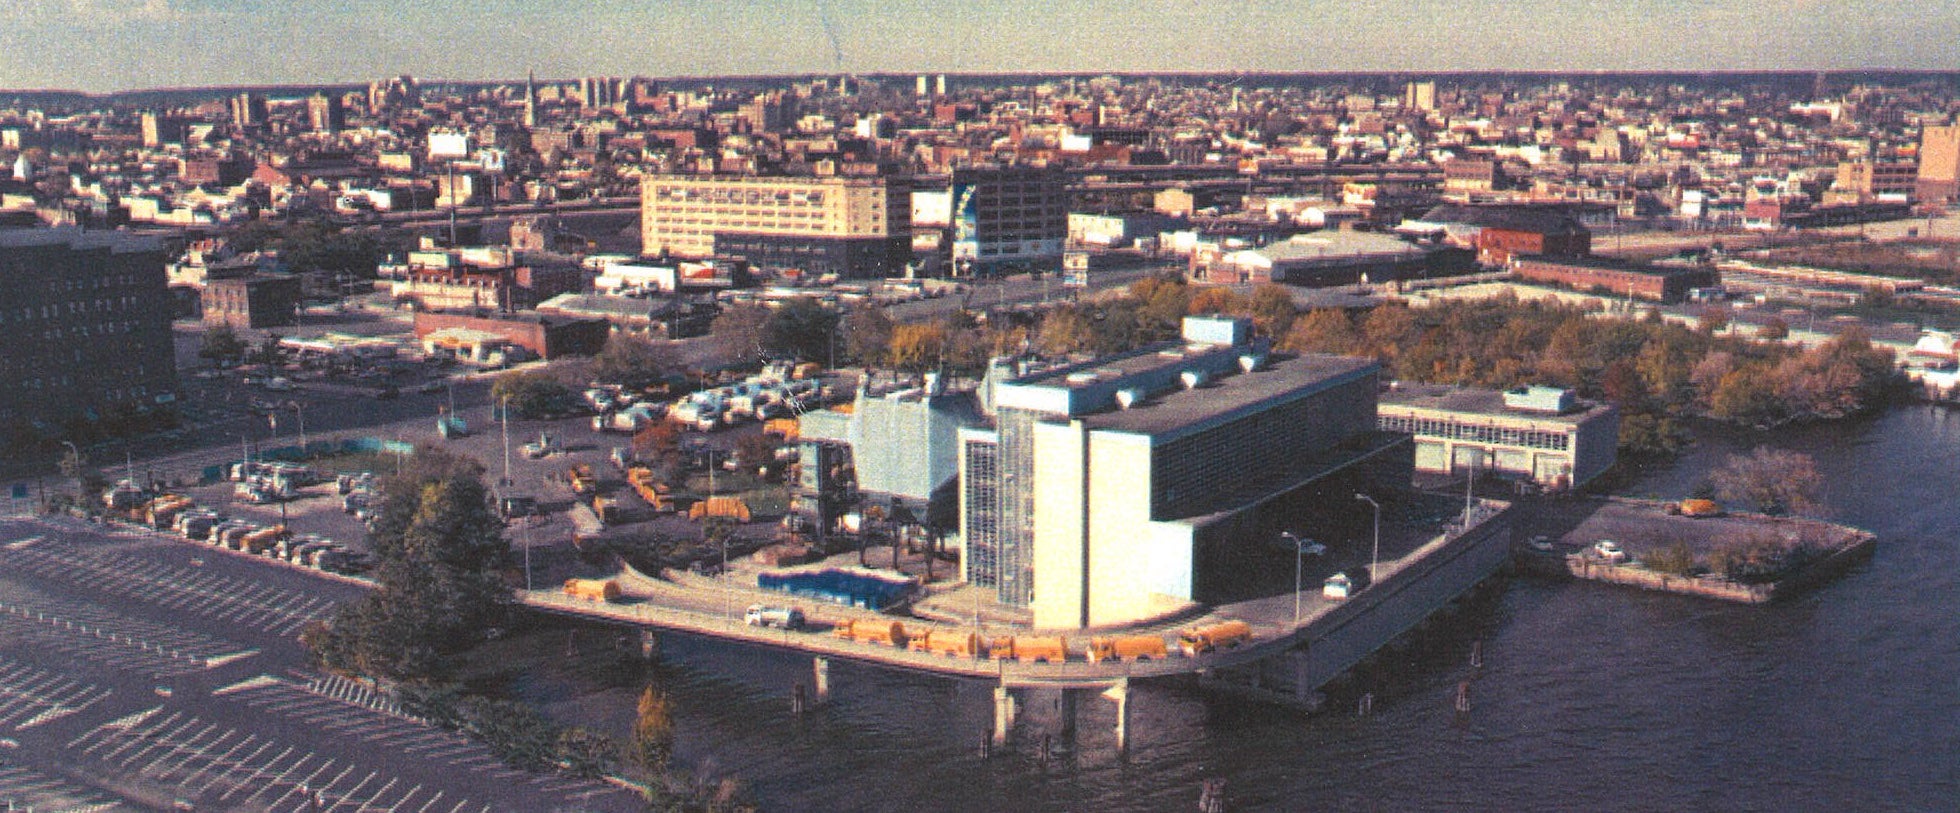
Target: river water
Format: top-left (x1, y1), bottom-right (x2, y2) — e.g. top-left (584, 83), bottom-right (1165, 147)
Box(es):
top-left (506, 405), bottom-right (1960, 812)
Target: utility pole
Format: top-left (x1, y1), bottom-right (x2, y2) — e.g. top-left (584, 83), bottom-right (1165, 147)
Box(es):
top-left (1355, 493), bottom-right (1381, 587)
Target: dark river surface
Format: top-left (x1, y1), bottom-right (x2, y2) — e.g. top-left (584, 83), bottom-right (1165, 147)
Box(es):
top-left (505, 405), bottom-right (1960, 812)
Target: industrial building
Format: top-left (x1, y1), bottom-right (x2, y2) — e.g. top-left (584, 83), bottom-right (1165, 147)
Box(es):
top-left (949, 165), bottom-right (1070, 276)
top-left (1203, 230), bottom-right (1433, 286)
top-left (796, 375), bottom-right (985, 531)
top-left (959, 316), bottom-right (1413, 629)
top-left (638, 173), bottom-right (911, 278)
top-left (1509, 255), bottom-right (1719, 303)
top-left (1376, 383), bottom-right (1619, 490)
top-left (0, 228), bottom-right (178, 434)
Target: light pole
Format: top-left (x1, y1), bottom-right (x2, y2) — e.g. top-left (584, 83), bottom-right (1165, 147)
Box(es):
top-left (59, 440), bottom-right (81, 505)
top-left (1355, 494), bottom-right (1381, 587)
top-left (1281, 531), bottom-right (1305, 625)
top-left (500, 394), bottom-right (512, 488)
top-left (289, 401), bottom-right (306, 455)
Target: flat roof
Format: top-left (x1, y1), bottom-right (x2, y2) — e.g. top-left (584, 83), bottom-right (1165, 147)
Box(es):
top-left (1241, 231), bottom-right (1428, 264)
top-left (1378, 383), bottom-right (1612, 425)
top-left (1012, 341), bottom-right (1238, 392)
top-left (1079, 352), bottom-right (1377, 438)
top-left (0, 227), bottom-right (161, 253)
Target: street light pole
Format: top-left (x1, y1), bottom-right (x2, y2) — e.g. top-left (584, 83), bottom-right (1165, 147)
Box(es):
top-left (1355, 494), bottom-right (1381, 587)
top-left (1281, 531), bottom-right (1304, 624)
top-left (290, 402), bottom-right (306, 455)
top-left (59, 440), bottom-right (81, 504)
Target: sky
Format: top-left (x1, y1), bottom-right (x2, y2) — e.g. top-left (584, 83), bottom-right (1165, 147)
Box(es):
top-left (2, 0), bottom-right (1959, 93)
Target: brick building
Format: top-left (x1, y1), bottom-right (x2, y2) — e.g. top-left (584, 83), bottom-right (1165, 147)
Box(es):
top-left (202, 274), bottom-right (302, 329)
top-left (1509, 255), bottom-right (1717, 304)
top-left (411, 310), bottom-right (609, 360)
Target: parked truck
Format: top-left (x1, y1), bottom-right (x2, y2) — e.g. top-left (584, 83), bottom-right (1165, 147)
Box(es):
top-left (1012, 636), bottom-right (1070, 664)
top-left (564, 578), bottom-right (622, 602)
top-left (1087, 635), bottom-right (1169, 664)
top-left (832, 618), bottom-right (907, 648)
top-left (567, 464), bottom-right (598, 497)
top-left (1177, 620), bottom-right (1253, 657)
top-left (908, 629), bottom-right (985, 659)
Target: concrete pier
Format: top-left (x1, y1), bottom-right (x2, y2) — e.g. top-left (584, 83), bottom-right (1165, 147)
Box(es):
top-left (637, 629), bottom-right (660, 661)
top-left (813, 656), bottom-right (831, 702)
top-left (992, 684), bottom-right (1017, 745)
top-left (1104, 679), bottom-right (1131, 752)
top-left (1057, 689), bottom-right (1078, 744)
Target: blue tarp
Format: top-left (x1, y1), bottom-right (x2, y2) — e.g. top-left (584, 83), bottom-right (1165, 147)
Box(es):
top-left (757, 569), bottom-right (914, 610)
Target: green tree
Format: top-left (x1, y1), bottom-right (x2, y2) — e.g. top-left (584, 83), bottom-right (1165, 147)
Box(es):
top-left (1278, 308), bottom-right (1358, 354)
top-left (591, 333), bottom-right (673, 390)
top-left (199, 324), bottom-right (247, 367)
top-left (302, 445), bottom-right (511, 681)
top-left (764, 298), bottom-right (841, 363)
top-left (1243, 284), bottom-right (1298, 338)
top-left (1036, 306), bottom-right (1095, 356)
top-left (490, 371), bottom-right (574, 418)
top-left (1709, 447), bottom-right (1823, 516)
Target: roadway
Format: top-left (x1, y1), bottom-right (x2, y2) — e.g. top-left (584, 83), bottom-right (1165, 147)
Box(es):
top-left (0, 513), bottom-right (641, 813)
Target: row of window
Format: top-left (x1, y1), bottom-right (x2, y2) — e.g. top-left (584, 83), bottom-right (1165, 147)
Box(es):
top-left (1378, 414), bottom-right (1572, 451)
top-left (0, 296), bottom-right (143, 323)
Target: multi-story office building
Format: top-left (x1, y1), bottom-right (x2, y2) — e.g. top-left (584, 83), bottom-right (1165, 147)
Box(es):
top-left (201, 273), bottom-right (302, 329)
top-left (0, 229), bottom-right (177, 433)
top-left (1832, 159), bottom-right (1918, 204)
top-left (306, 93), bottom-right (344, 134)
top-left (959, 316), bottom-right (1412, 629)
top-left (1377, 384), bottom-right (1619, 490)
top-left (1916, 125), bottom-right (1960, 204)
top-left (948, 165), bottom-right (1070, 276)
top-left (639, 173), bottom-right (911, 278)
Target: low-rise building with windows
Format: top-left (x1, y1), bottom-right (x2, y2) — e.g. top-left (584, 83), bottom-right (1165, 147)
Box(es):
top-left (1376, 383), bottom-right (1618, 490)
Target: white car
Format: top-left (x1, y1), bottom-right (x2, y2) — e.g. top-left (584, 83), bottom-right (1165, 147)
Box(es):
top-left (1592, 540), bottom-right (1629, 563)
top-left (1322, 572), bottom-right (1354, 600)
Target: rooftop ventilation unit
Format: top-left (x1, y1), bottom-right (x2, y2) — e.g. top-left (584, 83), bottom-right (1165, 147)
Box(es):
top-left (1180, 370), bottom-right (1207, 390)
top-left (1115, 387), bottom-right (1145, 409)
top-left (1238, 353), bottom-right (1266, 373)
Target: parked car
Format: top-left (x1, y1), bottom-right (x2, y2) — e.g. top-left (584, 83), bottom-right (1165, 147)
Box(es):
top-left (1592, 540), bottom-right (1629, 563)
top-left (1322, 572), bottom-right (1354, 600)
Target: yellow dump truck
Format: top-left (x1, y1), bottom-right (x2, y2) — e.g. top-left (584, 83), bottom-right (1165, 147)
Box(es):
top-left (564, 578), bottom-right (622, 602)
top-left (1012, 636), bottom-right (1069, 664)
top-left (568, 464), bottom-right (598, 497)
top-left (1087, 635), bottom-right (1169, 664)
top-left (908, 629), bottom-right (985, 659)
top-left (832, 618), bottom-right (907, 648)
top-left (1678, 498), bottom-right (1725, 517)
top-left (688, 496), bottom-right (752, 523)
top-left (763, 418), bottom-right (801, 440)
top-left (1177, 620), bottom-right (1253, 657)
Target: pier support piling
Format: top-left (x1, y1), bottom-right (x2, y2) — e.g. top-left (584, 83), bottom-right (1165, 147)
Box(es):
top-left (1103, 678), bottom-right (1131, 753)
top-left (1058, 689), bottom-right (1078, 744)
top-left (812, 656), bottom-right (831, 703)
top-left (992, 684), bottom-right (1017, 746)
top-left (638, 629), bottom-right (660, 661)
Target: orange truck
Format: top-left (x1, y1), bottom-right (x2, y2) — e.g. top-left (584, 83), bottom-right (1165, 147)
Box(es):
top-left (564, 578), bottom-right (621, 602)
top-left (1087, 635), bottom-right (1169, 664)
top-left (833, 618), bottom-right (907, 648)
top-left (1177, 620), bottom-right (1253, 657)
top-left (688, 496), bottom-right (752, 523)
top-left (627, 467), bottom-right (677, 513)
top-left (1012, 636), bottom-right (1069, 664)
top-left (908, 629), bottom-right (985, 658)
top-left (146, 495), bottom-right (194, 529)
top-left (239, 525), bottom-right (285, 555)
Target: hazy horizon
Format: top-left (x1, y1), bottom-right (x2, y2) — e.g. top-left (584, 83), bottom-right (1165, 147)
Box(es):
top-left (3, 0), bottom-right (1958, 95)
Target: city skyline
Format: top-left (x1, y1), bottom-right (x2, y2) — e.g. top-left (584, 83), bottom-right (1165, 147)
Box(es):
top-left (3, 0), bottom-right (1958, 94)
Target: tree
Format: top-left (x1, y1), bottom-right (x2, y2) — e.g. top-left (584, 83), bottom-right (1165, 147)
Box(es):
top-left (734, 432), bottom-right (779, 478)
top-left (1036, 306), bottom-right (1095, 356)
top-left (254, 333), bottom-right (286, 366)
top-left (199, 324), bottom-right (247, 367)
top-left (840, 304), bottom-right (894, 369)
top-left (888, 323), bottom-right (950, 373)
top-left (302, 445), bottom-right (511, 681)
top-left (631, 686), bottom-right (676, 779)
top-left (1244, 284), bottom-right (1299, 338)
top-left (1757, 317), bottom-right (1789, 340)
top-left (1278, 308), bottom-right (1357, 354)
top-left (490, 370), bottom-right (574, 418)
top-left (709, 303), bottom-right (772, 363)
top-left (764, 298), bottom-right (840, 363)
top-left (1185, 286), bottom-right (1243, 315)
top-left (591, 333), bottom-right (673, 390)
top-left (1709, 447), bottom-right (1823, 516)
top-left (632, 420), bottom-right (684, 481)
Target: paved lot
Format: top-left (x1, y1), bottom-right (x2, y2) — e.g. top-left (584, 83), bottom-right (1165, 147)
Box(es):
top-left (0, 514), bottom-right (642, 813)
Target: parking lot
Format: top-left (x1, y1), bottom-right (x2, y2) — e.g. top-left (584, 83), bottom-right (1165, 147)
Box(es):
top-left (0, 514), bottom-right (642, 813)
